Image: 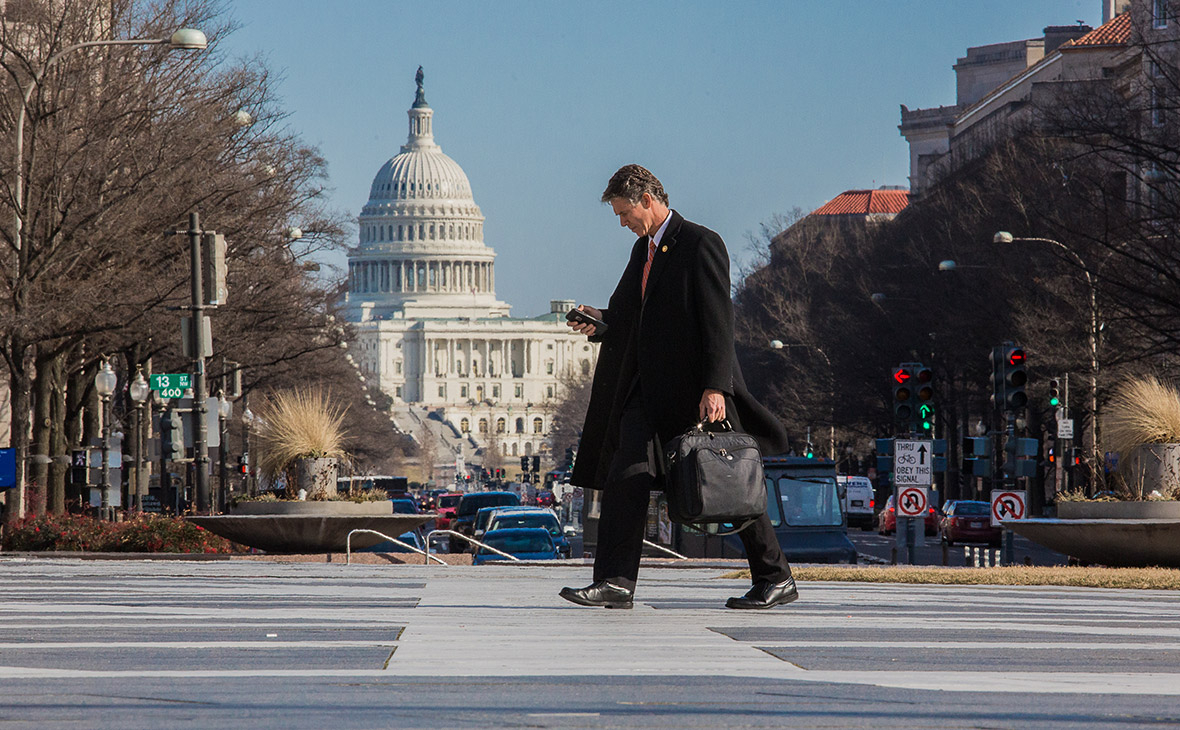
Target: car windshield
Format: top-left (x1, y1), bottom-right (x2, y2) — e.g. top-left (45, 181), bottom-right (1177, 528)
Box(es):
top-left (766, 476), bottom-right (842, 527)
top-left (458, 493), bottom-right (520, 516)
top-left (438, 495), bottom-right (461, 508)
top-left (490, 514), bottom-right (560, 536)
top-left (391, 500), bottom-right (417, 514)
top-left (955, 502), bottom-right (989, 516)
top-left (480, 531), bottom-right (553, 554)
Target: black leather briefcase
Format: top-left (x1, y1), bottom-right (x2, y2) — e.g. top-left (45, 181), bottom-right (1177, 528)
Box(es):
top-left (664, 420), bottom-right (767, 533)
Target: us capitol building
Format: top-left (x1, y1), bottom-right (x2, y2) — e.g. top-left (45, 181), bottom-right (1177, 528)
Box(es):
top-left (343, 69), bottom-right (597, 473)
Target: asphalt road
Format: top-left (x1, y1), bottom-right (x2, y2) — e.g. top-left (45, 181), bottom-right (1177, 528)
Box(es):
top-left (848, 525), bottom-right (1070, 566)
top-left (1, 557), bottom-right (1177, 729)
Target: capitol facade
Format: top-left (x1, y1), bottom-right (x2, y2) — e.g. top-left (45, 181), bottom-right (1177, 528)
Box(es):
top-left (344, 70), bottom-right (597, 472)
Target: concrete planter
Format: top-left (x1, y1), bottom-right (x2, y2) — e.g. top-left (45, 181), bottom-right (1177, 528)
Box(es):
top-left (1056, 500), bottom-right (1180, 519)
top-left (1011, 499), bottom-right (1180, 567)
top-left (231, 500), bottom-right (392, 516)
top-left (296, 457), bottom-right (339, 500)
top-left (1117, 443), bottom-right (1180, 498)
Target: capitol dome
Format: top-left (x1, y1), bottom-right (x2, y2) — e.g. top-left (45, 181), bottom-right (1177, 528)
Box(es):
top-left (347, 68), bottom-right (509, 320)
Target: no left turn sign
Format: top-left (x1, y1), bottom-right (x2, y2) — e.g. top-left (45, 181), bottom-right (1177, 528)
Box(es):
top-left (897, 486), bottom-right (928, 517)
top-left (990, 490), bottom-right (1026, 527)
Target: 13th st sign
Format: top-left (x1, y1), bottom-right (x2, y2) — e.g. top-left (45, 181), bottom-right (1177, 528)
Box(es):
top-left (893, 439), bottom-right (933, 487)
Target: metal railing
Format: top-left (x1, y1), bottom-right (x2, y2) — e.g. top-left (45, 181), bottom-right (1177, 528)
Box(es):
top-left (642, 539), bottom-right (688, 560)
top-left (346, 529), bottom-right (448, 566)
top-left (426, 529), bottom-right (521, 562)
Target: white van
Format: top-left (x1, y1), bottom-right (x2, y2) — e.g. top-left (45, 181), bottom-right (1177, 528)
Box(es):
top-left (837, 475), bottom-right (875, 530)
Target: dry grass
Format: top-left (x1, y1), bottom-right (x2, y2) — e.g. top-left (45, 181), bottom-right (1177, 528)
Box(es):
top-left (1104, 375), bottom-right (1180, 457)
top-left (722, 565), bottom-right (1180, 590)
top-left (256, 387), bottom-right (349, 476)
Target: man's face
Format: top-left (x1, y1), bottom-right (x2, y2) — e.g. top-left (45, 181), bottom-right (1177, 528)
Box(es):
top-left (610, 195), bottom-right (659, 238)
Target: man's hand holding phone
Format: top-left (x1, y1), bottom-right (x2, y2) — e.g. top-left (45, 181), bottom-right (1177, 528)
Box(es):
top-left (566, 305), bottom-right (606, 336)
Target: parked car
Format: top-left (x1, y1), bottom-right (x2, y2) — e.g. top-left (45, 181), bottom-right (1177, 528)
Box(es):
top-left (837, 475), bottom-right (875, 530)
top-left (451, 491), bottom-right (521, 551)
top-left (483, 507), bottom-right (571, 558)
top-left (876, 494), bottom-right (939, 536)
top-left (939, 500), bottom-right (1001, 547)
top-left (472, 527), bottom-right (559, 565)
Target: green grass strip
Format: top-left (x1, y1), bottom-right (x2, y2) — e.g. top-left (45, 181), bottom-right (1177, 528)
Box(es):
top-left (721, 565), bottom-right (1180, 590)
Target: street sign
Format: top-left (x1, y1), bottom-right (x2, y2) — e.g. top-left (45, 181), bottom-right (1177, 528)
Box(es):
top-left (0, 448), bottom-right (14, 489)
top-left (1057, 419), bottom-right (1074, 439)
top-left (150, 373), bottom-right (192, 399)
top-left (893, 439), bottom-right (933, 486)
top-left (990, 490), bottom-right (1026, 527)
top-left (897, 486), bottom-right (928, 517)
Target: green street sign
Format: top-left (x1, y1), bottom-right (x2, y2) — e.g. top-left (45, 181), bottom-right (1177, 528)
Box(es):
top-left (150, 373), bottom-right (192, 399)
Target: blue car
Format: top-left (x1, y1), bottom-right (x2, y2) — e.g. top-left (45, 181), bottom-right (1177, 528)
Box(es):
top-left (390, 498), bottom-right (420, 514)
top-left (472, 528), bottom-right (559, 565)
top-left (483, 508), bottom-right (571, 558)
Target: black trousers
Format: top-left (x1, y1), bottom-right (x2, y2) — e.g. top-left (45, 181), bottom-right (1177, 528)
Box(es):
top-left (593, 393), bottom-right (792, 592)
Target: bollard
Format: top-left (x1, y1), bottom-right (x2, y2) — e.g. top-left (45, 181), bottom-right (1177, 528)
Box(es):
top-left (941, 540), bottom-right (949, 566)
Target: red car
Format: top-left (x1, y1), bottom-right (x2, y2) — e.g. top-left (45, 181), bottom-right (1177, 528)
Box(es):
top-left (876, 494), bottom-right (938, 536)
top-left (535, 490), bottom-right (556, 508)
top-left (433, 492), bottom-right (463, 531)
top-left (939, 500), bottom-right (1001, 547)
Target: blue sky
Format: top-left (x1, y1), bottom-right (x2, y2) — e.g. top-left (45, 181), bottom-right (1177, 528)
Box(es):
top-left (220, 0), bottom-right (1103, 316)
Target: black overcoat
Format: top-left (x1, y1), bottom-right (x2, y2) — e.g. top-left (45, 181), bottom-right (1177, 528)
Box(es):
top-left (571, 211), bottom-right (791, 491)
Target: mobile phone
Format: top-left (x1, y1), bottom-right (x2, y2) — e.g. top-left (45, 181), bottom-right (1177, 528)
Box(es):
top-left (565, 307), bottom-right (608, 335)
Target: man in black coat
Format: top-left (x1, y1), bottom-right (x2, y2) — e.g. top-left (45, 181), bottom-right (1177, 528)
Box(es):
top-left (560, 164), bottom-right (799, 610)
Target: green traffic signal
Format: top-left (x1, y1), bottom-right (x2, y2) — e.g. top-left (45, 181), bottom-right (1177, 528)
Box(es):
top-left (1049, 396), bottom-right (1060, 406)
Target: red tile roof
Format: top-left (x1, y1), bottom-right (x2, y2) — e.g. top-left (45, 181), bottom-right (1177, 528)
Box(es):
top-left (811, 189), bottom-right (910, 217)
top-left (1063, 12), bottom-right (1131, 48)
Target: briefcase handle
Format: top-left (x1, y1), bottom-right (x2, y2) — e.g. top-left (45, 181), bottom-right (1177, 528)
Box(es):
top-left (692, 418), bottom-right (733, 434)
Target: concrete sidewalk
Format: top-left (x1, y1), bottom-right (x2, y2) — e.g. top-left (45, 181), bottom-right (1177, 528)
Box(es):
top-left (1, 556), bottom-right (1179, 728)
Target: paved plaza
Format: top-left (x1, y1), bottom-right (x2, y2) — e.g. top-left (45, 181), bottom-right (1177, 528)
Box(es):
top-left (1, 556), bottom-right (1178, 728)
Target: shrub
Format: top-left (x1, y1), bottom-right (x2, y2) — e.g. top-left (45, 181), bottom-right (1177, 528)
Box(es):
top-left (1104, 375), bottom-right (1180, 457)
top-left (1, 513), bottom-right (236, 553)
top-left (257, 387), bottom-right (349, 476)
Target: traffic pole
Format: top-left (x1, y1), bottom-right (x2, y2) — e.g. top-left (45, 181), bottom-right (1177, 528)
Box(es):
top-left (188, 212), bottom-right (210, 513)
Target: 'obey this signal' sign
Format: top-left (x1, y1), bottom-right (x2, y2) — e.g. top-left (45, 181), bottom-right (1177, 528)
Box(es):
top-left (893, 439), bottom-right (933, 486)
top-left (990, 490), bottom-right (1027, 527)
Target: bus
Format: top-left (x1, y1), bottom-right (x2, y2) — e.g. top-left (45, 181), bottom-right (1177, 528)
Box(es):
top-left (336, 475), bottom-right (409, 497)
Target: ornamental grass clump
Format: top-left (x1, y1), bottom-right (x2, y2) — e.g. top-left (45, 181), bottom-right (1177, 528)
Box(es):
top-left (1103, 375), bottom-right (1180, 458)
top-left (256, 387), bottom-right (349, 491)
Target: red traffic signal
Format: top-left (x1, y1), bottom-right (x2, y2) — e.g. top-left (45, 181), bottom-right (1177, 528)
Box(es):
top-left (1007, 348), bottom-right (1026, 365)
top-left (893, 368), bottom-right (911, 384)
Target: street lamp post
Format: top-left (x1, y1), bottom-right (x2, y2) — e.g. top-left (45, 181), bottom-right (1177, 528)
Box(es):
top-left (6, 29), bottom-right (207, 518)
top-left (994, 232), bottom-right (1100, 490)
top-left (769, 340), bottom-right (835, 459)
top-left (218, 394), bottom-right (232, 512)
top-left (242, 406), bottom-right (255, 496)
top-left (94, 360), bottom-right (118, 521)
top-left (128, 370), bottom-right (150, 512)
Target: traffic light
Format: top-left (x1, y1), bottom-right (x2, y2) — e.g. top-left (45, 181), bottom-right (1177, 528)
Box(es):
top-left (892, 365), bottom-right (913, 423)
top-left (70, 449), bottom-right (88, 485)
top-left (238, 453), bottom-right (249, 475)
top-left (1001, 345), bottom-right (1028, 410)
top-left (202, 232), bottom-right (228, 306)
top-left (914, 367), bottom-right (935, 433)
top-left (520, 456), bottom-right (529, 471)
top-left (990, 346), bottom-right (1006, 410)
top-left (1048, 379), bottom-right (1061, 407)
top-left (531, 455), bottom-right (540, 472)
top-left (1071, 447), bottom-right (1084, 466)
top-left (1002, 435), bottom-right (1038, 478)
top-left (161, 413), bottom-right (185, 461)
top-left (962, 436), bottom-right (991, 477)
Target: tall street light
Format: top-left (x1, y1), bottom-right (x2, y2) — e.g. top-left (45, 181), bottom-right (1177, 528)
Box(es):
top-left (769, 340), bottom-right (835, 460)
top-left (993, 231), bottom-right (1100, 487)
top-left (94, 360), bottom-right (118, 521)
top-left (12, 29), bottom-right (208, 254)
top-left (128, 370), bottom-right (150, 512)
top-left (7, 28), bottom-right (207, 520)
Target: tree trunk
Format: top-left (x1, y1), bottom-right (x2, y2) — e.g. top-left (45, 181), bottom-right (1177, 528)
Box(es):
top-left (4, 338), bottom-right (34, 526)
top-left (30, 352), bottom-right (53, 516)
top-left (49, 355), bottom-right (67, 514)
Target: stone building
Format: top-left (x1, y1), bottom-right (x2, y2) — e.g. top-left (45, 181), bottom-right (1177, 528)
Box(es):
top-left (343, 70), bottom-right (597, 477)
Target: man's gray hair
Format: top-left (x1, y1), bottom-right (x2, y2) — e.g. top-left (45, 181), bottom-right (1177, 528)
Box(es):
top-left (601, 164), bottom-right (669, 206)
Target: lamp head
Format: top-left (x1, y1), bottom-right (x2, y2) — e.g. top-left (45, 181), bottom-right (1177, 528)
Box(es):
top-left (938, 260), bottom-right (957, 272)
top-left (95, 361), bottom-right (117, 398)
top-left (129, 371), bottom-right (150, 403)
top-left (993, 231), bottom-right (1014, 244)
top-left (168, 28), bottom-right (208, 50)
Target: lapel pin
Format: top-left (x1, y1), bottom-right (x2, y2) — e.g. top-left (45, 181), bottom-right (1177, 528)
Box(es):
top-left (661, 245), bottom-right (668, 252)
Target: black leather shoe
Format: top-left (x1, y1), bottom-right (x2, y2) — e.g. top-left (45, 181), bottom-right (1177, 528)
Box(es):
top-left (725, 577), bottom-right (799, 609)
top-left (559, 581), bottom-right (634, 609)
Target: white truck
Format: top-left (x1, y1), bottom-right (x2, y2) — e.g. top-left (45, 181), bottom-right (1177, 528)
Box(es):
top-left (837, 475), bottom-right (875, 531)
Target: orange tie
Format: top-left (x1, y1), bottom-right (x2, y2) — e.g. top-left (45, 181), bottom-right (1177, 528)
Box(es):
top-left (641, 237), bottom-right (657, 297)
